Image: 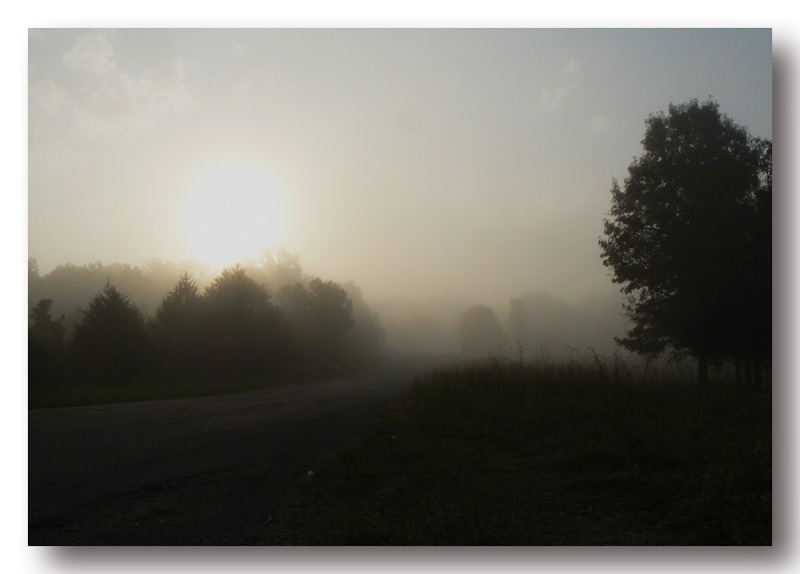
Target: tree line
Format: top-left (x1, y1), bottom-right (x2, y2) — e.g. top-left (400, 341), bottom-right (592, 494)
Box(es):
top-left (28, 261), bottom-right (384, 384)
top-left (455, 292), bottom-right (626, 360)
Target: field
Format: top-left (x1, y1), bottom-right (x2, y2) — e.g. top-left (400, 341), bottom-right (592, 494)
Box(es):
top-left (294, 353), bottom-right (772, 545)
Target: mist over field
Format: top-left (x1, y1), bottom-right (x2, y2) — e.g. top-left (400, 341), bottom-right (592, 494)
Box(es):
top-left (28, 252), bottom-right (627, 363)
top-left (28, 28), bottom-right (771, 363)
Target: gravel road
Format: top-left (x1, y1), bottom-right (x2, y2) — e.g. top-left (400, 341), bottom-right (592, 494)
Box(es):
top-left (28, 358), bottom-right (439, 545)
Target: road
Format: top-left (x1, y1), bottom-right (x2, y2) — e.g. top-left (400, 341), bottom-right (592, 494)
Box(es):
top-left (28, 358), bottom-right (438, 545)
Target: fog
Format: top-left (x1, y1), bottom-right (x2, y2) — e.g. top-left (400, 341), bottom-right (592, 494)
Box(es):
top-left (28, 29), bottom-right (772, 359)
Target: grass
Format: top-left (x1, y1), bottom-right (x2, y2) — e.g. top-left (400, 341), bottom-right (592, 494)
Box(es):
top-left (28, 358), bottom-right (374, 409)
top-left (295, 353), bottom-right (771, 545)
top-left (27, 373), bottom-right (294, 409)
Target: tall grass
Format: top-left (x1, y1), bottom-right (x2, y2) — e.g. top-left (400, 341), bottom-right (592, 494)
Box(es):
top-left (300, 352), bottom-right (771, 545)
top-left (412, 352), bottom-right (770, 483)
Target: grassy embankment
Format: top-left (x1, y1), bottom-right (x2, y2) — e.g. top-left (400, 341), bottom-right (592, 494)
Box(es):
top-left (296, 353), bottom-right (772, 545)
top-left (27, 360), bottom-right (368, 409)
top-left (28, 374), bottom-right (288, 409)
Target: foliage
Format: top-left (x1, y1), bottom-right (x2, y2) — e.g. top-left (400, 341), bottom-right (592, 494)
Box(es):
top-left (151, 272), bottom-right (203, 371)
top-left (201, 264), bottom-right (290, 374)
top-left (70, 280), bottom-right (150, 379)
top-left (27, 252), bottom-right (386, 393)
top-left (144, 258), bottom-right (213, 309)
top-left (243, 247), bottom-right (304, 294)
top-left (277, 277), bottom-right (355, 366)
top-left (28, 259), bottom-right (215, 339)
top-left (29, 258), bottom-right (40, 288)
top-left (306, 278), bottom-right (355, 342)
top-left (29, 298), bottom-right (65, 352)
top-left (342, 280), bottom-right (385, 359)
top-left (598, 99), bottom-right (771, 384)
top-left (154, 272), bottom-right (202, 327)
top-left (28, 298), bottom-right (66, 381)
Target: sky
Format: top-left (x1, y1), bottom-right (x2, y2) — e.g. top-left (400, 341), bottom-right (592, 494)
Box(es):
top-left (28, 28), bottom-right (772, 307)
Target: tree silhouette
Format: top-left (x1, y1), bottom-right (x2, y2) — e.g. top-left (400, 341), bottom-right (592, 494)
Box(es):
top-left (28, 260), bottom-right (169, 338)
top-left (28, 298), bottom-right (66, 381)
top-left (151, 272), bottom-right (203, 371)
top-left (201, 264), bottom-right (290, 375)
top-left (277, 277), bottom-right (354, 365)
top-left (30, 298), bottom-right (65, 351)
top-left (342, 280), bottom-right (385, 360)
top-left (70, 280), bottom-right (150, 379)
top-left (243, 247), bottom-right (304, 294)
top-left (458, 304), bottom-right (507, 358)
top-left (29, 258), bottom-right (40, 289)
top-left (307, 278), bottom-right (355, 342)
top-left (599, 99), bottom-right (771, 384)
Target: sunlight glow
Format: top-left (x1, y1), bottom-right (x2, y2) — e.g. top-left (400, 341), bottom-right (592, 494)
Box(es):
top-left (182, 163), bottom-right (286, 268)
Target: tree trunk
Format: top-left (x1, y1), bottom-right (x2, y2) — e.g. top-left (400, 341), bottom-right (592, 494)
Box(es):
top-left (697, 353), bottom-right (708, 385)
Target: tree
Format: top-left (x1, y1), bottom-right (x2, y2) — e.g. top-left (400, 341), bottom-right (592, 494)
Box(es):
top-left (153, 272), bottom-right (202, 331)
top-left (598, 99), bottom-right (771, 385)
top-left (243, 247), bottom-right (304, 293)
top-left (307, 278), bottom-right (355, 343)
top-left (28, 258), bottom-right (40, 289)
top-left (277, 277), bottom-right (355, 364)
top-left (151, 272), bottom-right (203, 370)
top-left (201, 265), bottom-right (290, 374)
top-left (70, 280), bottom-right (150, 379)
top-left (29, 299), bottom-right (65, 351)
top-left (458, 304), bottom-right (507, 358)
top-left (28, 298), bottom-right (65, 381)
top-left (342, 280), bottom-right (385, 360)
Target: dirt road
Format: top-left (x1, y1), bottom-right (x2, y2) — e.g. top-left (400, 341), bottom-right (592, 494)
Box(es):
top-left (28, 358), bottom-right (438, 545)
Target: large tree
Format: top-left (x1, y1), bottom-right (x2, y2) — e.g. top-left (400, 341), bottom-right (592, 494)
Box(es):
top-left (201, 264), bottom-right (290, 374)
top-left (70, 280), bottom-right (151, 379)
top-left (277, 277), bottom-right (354, 364)
top-left (28, 298), bottom-right (66, 381)
top-left (151, 272), bottom-right (203, 371)
top-left (29, 299), bottom-right (65, 353)
top-left (599, 99), bottom-right (771, 385)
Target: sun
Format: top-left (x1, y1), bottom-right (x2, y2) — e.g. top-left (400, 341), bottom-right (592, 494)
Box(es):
top-left (182, 163), bottom-right (286, 268)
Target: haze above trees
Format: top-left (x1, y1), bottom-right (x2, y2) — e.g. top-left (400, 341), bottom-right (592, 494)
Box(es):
top-left (28, 248), bottom-right (631, 386)
top-left (29, 99), bottom-right (772, 388)
top-left (28, 250), bottom-right (386, 383)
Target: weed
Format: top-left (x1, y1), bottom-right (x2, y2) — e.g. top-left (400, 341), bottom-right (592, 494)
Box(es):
top-left (298, 354), bottom-right (771, 545)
